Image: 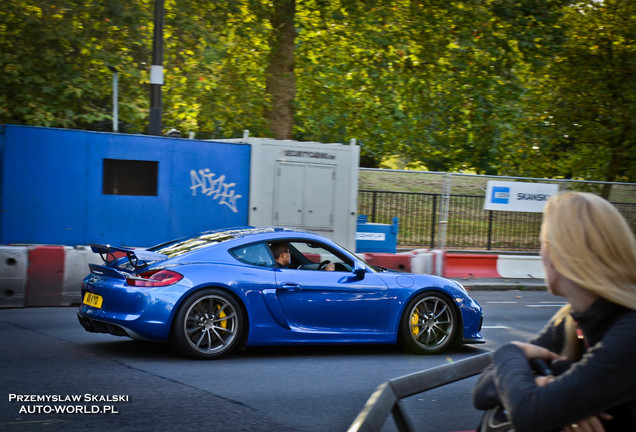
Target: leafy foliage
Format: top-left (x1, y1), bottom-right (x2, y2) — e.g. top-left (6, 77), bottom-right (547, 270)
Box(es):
top-left (0, 0), bottom-right (633, 183)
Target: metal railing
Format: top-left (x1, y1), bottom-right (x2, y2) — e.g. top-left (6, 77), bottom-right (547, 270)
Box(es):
top-left (358, 190), bottom-right (548, 250)
top-left (358, 169), bottom-right (636, 251)
top-left (347, 353), bottom-right (493, 432)
top-left (358, 190), bottom-right (440, 248)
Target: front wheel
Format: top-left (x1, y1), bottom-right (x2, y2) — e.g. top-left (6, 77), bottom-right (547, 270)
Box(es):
top-left (172, 289), bottom-right (243, 359)
top-left (399, 292), bottom-right (458, 354)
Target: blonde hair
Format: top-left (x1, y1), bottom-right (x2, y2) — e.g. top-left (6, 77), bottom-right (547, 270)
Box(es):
top-left (541, 192), bottom-right (636, 359)
top-left (541, 191), bottom-right (636, 309)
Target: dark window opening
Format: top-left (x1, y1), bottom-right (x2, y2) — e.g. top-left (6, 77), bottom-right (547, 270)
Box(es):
top-left (102, 159), bottom-right (158, 196)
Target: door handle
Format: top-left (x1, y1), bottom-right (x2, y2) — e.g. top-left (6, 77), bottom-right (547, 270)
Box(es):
top-left (280, 283), bottom-right (302, 292)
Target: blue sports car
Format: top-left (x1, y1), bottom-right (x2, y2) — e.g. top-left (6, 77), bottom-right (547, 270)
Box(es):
top-left (78, 227), bottom-right (484, 359)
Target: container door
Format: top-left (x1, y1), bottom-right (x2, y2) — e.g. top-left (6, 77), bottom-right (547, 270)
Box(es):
top-left (303, 165), bottom-right (335, 229)
top-left (273, 162), bottom-right (335, 229)
top-left (274, 163), bottom-right (305, 226)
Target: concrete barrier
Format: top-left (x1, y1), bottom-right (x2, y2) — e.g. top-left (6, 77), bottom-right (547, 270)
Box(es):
top-left (409, 249), bottom-right (444, 276)
top-left (63, 246), bottom-right (102, 306)
top-left (497, 255), bottom-right (544, 279)
top-left (0, 244), bottom-right (545, 308)
top-left (410, 249), bottom-right (432, 275)
top-left (26, 246), bottom-right (65, 306)
top-left (363, 252), bottom-right (413, 272)
top-left (0, 246), bottom-right (28, 307)
top-left (442, 254), bottom-right (500, 278)
top-left (432, 250), bottom-right (444, 276)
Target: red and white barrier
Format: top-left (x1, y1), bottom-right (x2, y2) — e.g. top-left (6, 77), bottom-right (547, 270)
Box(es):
top-left (0, 245), bottom-right (100, 308)
top-left (26, 246), bottom-right (66, 306)
top-left (0, 246), bottom-right (29, 307)
top-left (359, 250), bottom-right (543, 280)
top-left (363, 252), bottom-right (413, 272)
top-left (442, 254), bottom-right (500, 278)
top-left (441, 252), bottom-right (544, 279)
top-left (62, 246), bottom-right (102, 306)
top-left (0, 245), bottom-right (545, 308)
top-left (496, 255), bottom-right (544, 279)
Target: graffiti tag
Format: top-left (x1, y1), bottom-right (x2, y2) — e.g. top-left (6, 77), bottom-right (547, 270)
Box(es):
top-left (190, 169), bottom-right (242, 213)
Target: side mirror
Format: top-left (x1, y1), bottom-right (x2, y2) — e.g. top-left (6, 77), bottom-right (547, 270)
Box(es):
top-left (353, 261), bottom-right (366, 279)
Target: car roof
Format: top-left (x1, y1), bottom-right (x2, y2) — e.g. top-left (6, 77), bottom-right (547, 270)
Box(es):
top-left (213, 226), bottom-right (306, 237)
top-left (197, 226), bottom-right (317, 242)
top-left (150, 226), bottom-right (327, 259)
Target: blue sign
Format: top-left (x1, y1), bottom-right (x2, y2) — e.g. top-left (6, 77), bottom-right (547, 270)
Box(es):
top-left (485, 181), bottom-right (559, 213)
top-left (491, 186), bottom-right (510, 204)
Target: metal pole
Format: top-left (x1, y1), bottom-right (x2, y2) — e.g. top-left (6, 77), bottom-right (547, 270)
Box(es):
top-left (148, 0), bottom-right (164, 136)
top-left (372, 191), bottom-right (378, 223)
top-left (107, 66), bottom-right (119, 132)
top-left (112, 71), bottom-right (118, 132)
top-left (438, 172), bottom-right (452, 251)
top-left (487, 210), bottom-right (494, 250)
top-left (430, 194), bottom-right (437, 249)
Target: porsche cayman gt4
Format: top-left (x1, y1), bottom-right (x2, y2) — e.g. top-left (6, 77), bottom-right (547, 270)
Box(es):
top-left (78, 227), bottom-right (484, 359)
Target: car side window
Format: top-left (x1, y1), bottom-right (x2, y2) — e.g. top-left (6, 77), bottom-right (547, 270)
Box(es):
top-left (229, 242), bottom-right (275, 267)
top-left (289, 241), bottom-right (352, 272)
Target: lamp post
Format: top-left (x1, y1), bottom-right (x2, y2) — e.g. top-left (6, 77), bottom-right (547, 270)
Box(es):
top-left (107, 66), bottom-right (119, 133)
top-left (148, 0), bottom-right (164, 135)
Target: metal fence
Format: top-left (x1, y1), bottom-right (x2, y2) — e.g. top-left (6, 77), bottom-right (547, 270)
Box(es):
top-left (358, 170), bottom-right (636, 252)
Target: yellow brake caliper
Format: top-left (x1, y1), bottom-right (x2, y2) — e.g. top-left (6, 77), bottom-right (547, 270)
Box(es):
top-left (217, 304), bottom-right (227, 329)
top-left (411, 311), bottom-right (419, 336)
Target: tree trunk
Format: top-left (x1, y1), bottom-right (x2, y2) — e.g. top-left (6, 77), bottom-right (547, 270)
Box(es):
top-left (265, 0), bottom-right (296, 140)
top-left (601, 148), bottom-right (621, 199)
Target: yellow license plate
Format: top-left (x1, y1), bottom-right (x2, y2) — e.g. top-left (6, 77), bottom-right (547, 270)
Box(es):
top-left (83, 292), bottom-right (103, 309)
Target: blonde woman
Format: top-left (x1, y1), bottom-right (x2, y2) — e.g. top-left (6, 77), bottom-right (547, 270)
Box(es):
top-left (473, 192), bottom-right (636, 432)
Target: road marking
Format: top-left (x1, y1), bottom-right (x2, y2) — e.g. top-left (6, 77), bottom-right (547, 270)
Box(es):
top-left (527, 304), bottom-right (565, 308)
top-left (482, 325), bottom-right (512, 329)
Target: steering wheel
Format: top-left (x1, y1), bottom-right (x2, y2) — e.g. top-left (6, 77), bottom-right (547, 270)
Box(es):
top-left (318, 260), bottom-right (332, 270)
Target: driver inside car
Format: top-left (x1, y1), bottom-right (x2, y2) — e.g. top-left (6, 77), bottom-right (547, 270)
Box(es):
top-left (271, 242), bottom-right (292, 269)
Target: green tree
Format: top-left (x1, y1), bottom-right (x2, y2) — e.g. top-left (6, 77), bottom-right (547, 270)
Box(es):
top-left (0, 0), bottom-right (152, 131)
top-left (496, 0), bottom-right (636, 189)
top-left (547, 0), bottom-right (635, 186)
top-left (264, 0), bottom-right (295, 139)
top-left (296, 0), bottom-right (531, 172)
top-left (1, 0), bottom-right (633, 186)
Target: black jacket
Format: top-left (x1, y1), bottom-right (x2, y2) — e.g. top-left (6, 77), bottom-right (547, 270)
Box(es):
top-left (473, 298), bottom-right (636, 432)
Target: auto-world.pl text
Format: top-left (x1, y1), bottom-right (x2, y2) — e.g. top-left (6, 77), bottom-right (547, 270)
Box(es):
top-left (9, 393), bottom-right (128, 414)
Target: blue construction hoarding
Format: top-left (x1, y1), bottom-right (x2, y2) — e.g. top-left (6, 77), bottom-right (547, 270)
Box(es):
top-left (0, 125), bottom-right (250, 247)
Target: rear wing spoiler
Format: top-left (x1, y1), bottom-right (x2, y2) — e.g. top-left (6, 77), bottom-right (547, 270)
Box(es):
top-left (89, 244), bottom-right (167, 269)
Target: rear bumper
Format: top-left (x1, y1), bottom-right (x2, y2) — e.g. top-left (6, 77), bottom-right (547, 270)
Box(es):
top-left (77, 313), bottom-right (160, 341)
top-left (77, 314), bottom-right (135, 338)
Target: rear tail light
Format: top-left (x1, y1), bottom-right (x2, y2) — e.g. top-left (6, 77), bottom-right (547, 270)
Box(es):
top-left (126, 269), bottom-right (183, 287)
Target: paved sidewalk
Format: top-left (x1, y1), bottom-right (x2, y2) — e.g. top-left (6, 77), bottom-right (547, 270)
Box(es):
top-left (452, 277), bottom-right (547, 291)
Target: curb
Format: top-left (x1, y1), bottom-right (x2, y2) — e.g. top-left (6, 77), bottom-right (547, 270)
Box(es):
top-left (453, 277), bottom-right (547, 291)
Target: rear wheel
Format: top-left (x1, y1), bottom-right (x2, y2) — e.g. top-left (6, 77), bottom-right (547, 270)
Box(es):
top-left (399, 292), bottom-right (458, 354)
top-left (172, 288), bottom-right (243, 359)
